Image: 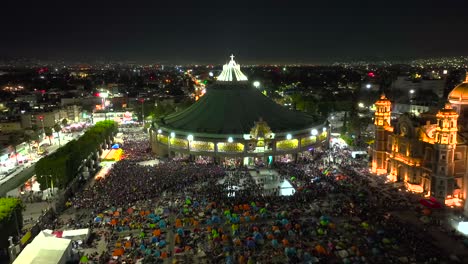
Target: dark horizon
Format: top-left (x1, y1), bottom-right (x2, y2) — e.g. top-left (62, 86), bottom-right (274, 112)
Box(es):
top-left (1, 0), bottom-right (468, 64)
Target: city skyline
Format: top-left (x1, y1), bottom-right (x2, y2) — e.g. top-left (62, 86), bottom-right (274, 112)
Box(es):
top-left (1, 0), bottom-right (468, 64)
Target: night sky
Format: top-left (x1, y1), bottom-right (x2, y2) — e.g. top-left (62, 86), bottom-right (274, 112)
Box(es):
top-left (1, 0), bottom-right (468, 64)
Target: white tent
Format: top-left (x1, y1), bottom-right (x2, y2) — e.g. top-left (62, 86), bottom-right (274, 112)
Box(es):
top-left (14, 231), bottom-right (72, 264)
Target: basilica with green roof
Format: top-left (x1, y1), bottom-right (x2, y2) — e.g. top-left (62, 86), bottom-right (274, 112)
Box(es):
top-left (150, 55), bottom-right (327, 165)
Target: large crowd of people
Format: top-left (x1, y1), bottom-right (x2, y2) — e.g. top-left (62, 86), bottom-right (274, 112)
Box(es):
top-left (52, 131), bottom-right (467, 263)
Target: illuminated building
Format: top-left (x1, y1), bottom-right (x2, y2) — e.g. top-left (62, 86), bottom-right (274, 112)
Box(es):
top-left (372, 75), bottom-right (468, 209)
top-left (151, 55), bottom-right (327, 165)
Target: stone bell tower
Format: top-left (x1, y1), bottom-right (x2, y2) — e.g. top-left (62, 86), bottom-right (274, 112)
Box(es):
top-left (372, 94), bottom-right (392, 174)
top-left (432, 103), bottom-right (458, 201)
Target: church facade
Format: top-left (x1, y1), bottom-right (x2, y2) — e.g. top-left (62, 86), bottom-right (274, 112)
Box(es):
top-left (371, 78), bottom-right (468, 209)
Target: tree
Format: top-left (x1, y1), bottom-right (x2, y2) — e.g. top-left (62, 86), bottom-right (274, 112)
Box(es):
top-left (61, 118), bottom-right (68, 127)
top-left (44, 127), bottom-right (53, 145)
top-left (7, 134), bottom-right (24, 165)
top-left (35, 121), bottom-right (118, 189)
top-left (23, 131), bottom-right (39, 155)
top-left (54, 123), bottom-right (62, 146)
top-left (0, 198), bottom-right (24, 250)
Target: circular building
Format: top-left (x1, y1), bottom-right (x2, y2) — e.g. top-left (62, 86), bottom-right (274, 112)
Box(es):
top-left (150, 55), bottom-right (327, 165)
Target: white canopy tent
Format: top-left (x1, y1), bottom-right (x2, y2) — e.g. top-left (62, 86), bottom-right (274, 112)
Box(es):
top-left (14, 231), bottom-right (72, 264)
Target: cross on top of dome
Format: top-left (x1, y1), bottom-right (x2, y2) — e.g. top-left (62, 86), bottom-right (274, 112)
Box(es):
top-left (217, 54), bottom-right (248, 82)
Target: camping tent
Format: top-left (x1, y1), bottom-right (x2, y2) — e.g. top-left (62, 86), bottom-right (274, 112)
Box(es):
top-left (14, 231), bottom-right (72, 264)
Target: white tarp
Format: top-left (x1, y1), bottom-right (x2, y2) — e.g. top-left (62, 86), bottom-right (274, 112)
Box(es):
top-left (62, 228), bottom-right (90, 241)
top-left (14, 231), bottom-right (72, 264)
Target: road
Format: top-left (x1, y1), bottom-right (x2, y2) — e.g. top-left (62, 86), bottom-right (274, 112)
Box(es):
top-left (0, 134), bottom-right (81, 197)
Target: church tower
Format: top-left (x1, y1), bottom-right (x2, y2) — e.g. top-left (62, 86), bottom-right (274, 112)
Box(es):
top-left (432, 103), bottom-right (458, 200)
top-left (372, 94), bottom-right (392, 174)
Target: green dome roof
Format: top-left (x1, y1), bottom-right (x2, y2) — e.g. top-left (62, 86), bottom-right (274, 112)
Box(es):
top-left (157, 81), bottom-right (319, 135)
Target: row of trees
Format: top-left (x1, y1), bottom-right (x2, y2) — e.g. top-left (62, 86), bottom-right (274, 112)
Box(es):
top-left (0, 198), bottom-right (23, 250)
top-left (34, 120), bottom-right (118, 190)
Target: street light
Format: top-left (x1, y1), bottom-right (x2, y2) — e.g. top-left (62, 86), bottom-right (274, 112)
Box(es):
top-left (168, 132), bottom-right (175, 159)
top-left (98, 92), bottom-right (108, 110)
top-left (358, 102), bottom-right (365, 108)
top-left (40, 174), bottom-right (54, 198)
top-left (139, 98), bottom-right (145, 125)
top-left (187, 134), bottom-right (194, 160)
top-left (286, 134), bottom-right (292, 140)
top-left (253, 81), bottom-right (260, 89)
top-left (228, 136), bottom-right (233, 143)
top-left (38, 115), bottom-right (45, 138)
top-left (187, 134), bottom-right (194, 142)
top-left (311, 129), bottom-right (318, 136)
top-left (157, 129), bottom-right (162, 134)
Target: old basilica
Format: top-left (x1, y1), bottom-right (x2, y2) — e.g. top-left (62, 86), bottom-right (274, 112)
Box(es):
top-left (371, 77), bottom-right (468, 210)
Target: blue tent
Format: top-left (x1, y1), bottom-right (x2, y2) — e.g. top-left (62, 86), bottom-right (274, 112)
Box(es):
top-left (111, 144), bottom-right (120, 149)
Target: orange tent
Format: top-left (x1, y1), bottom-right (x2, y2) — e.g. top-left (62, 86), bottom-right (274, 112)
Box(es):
top-left (124, 241), bottom-right (131, 248)
top-left (111, 219), bottom-right (118, 226)
top-left (113, 211), bottom-right (120, 217)
top-left (127, 208), bottom-right (134, 214)
top-left (112, 248), bottom-right (124, 256)
top-left (315, 245), bottom-right (327, 255)
top-left (153, 229), bottom-right (161, 237)
top-left (175, 219), bottom-right (182, 228)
